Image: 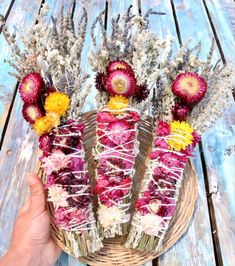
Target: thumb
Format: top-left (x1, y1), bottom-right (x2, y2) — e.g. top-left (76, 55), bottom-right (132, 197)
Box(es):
top-left (27, 173), bottom-right (46, 217)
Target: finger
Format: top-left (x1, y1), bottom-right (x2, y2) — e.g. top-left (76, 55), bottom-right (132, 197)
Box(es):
top-left (27, 173), bottom-right (46, 217)
top-left (18, 200), bottom-right (30, 215)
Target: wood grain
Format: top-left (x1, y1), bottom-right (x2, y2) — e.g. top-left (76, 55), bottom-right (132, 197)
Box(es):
top-left (0, 0), bottom-right (13, 17)
top-left (141, 0), bottom-right (179, 51)
top-left (0, 0), bottom-right (44, 254)
top-left (201, 107), bottom-right (235, 266)
top-left (0, 0), bottom-right (41, 141)
top-left (203, 0), bottom-right (235, 64)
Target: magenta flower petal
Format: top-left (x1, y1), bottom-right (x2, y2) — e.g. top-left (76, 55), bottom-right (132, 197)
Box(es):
top-left (105, 69), bottom-right (136, 97)
top-left (22, 102), bottom-right (44, 124)
top-left (172, 72), bottom-right (207, 104)
top-left (106, 60), bottom-right (133, 73)
top-left (19, 72), bottom-right (44, 103)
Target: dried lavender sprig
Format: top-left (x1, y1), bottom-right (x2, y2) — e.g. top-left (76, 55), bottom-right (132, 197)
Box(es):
top-left (51, 17), bottom-right (60, 49)
top-left (143, 8), bottom-right (166, 29)
top-left (91, 10), bottom-right (105, 48)
top-left (202, 38), bottom-right (215, 75)
top-left (59, 5), bottom-right (65, 54)
top-left (122, 5), bottom-right (133, 40)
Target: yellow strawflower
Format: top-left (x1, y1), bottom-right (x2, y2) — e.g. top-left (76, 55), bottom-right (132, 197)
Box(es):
top-left (168, 121), bottom-right (194, 151)
top-left (107, 95), bottom-right (128, 113)
top-left (34, 112), bottom-right (60, 135)
top-left (44, 92), bottom-right (70, 116)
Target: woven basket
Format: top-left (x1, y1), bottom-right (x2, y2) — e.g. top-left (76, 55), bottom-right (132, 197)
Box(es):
top-left (36, 111), bottom-right (198, 266)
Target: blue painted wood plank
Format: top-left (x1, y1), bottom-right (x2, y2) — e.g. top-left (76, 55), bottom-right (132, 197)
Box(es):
top-left (201, 107), bottom-right (235, 266)
top-left (204, 0), bottom-right (235, 64)
top-left (173, 0), bottom-right (235, 265)
top-left (0, 0), bottom-right (43, 140)
top-left (173, 0), bottom-right (220, 60)
top-left (141, 0), bottom-right (179, 51)
top-left (0, 0), bottom-right (43, 256)
top-left (0, 0), bottom-right (13, 17)
top-left (72, 0), bottom-right (106, 113)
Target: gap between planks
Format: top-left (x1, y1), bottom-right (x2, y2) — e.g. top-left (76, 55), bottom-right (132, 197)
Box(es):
top-left (0, 0), bottom-right (15, 34)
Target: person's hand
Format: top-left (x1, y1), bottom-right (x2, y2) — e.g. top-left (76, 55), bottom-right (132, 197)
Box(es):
top-left (0, 173), bottom-right (61, 266)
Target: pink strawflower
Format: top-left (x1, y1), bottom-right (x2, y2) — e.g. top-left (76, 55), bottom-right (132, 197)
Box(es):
top-left (19, 72), bottom-right (44, 104)
top-left (172, 72), bottom-right (207, 104)
top-left (55, 207), bottom-right (88, 229)
top-left (39, 133), bottom-right (53, 157)
top-left (127, 111), bottom-right (141, 122)
top-left (172, 103), bottom-right (190, 121)
top-left (22, 102), bottom-right (44, 124)
top-left (133, 84), bottom-right (150, 103)
top-left (107, 120), bottom-right (133, 145)
top-left (159, 152), bottom-right (184, 168)
top-left (45, 174), bottom-right (56, 189)
top-left (42, 150), bottom-right (71, 175)
top-left (97, 111), bottom-right (117, 123)
top-left (69, 157), bottom-right (84, 172)
top-left (105, 69), bottom-right (136, 97)
top-left (156, 121), bottom-right (171, 136)
top-left (149, 150), bottom-right (161, 160)
top-left (157, 198), bottom-right (176, 217)
top-left (95, 72), bottom-right (106, 92)
top-left (154, 139), bottom-right (169, 149)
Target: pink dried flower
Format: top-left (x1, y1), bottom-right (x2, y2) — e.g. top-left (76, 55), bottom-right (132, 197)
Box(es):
top-left (42, 150), bottom-right (71, 175)
top-left (19, 72), bottom-right (44, 104)
top-left (154, 139), bottom-right (169, 149)
top-left (39, 133), bottom-right (53, 157)
top-left (96, 111), bottom-right (117, 123)
top-left (172, 72), bottom-right (207, 104)
top-left (172, 104), bottom-right (190, 121)
top-left (95, 72), bottom-right (106, 92)
top-left (133, 84), bottom-right (149, 103)
top-left (105, 69), bottom-right (136, 97)
top-left (156, 121), bottom-right (171, 136)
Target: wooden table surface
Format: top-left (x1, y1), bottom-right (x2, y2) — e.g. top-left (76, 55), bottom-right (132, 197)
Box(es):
top-left (0, 0), bottom-right (234, 265)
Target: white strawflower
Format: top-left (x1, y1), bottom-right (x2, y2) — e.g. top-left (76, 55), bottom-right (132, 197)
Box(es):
top-left (98, 205), bottom-right (124, 228)
top-left (48, 185), bottom-right (69, 208)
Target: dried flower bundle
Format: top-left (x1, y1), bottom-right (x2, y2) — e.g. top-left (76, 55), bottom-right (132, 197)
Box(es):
top-left (1, 4), bottom-right (102, 257)
top-left (40, 121), bottom-right (103, 256)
